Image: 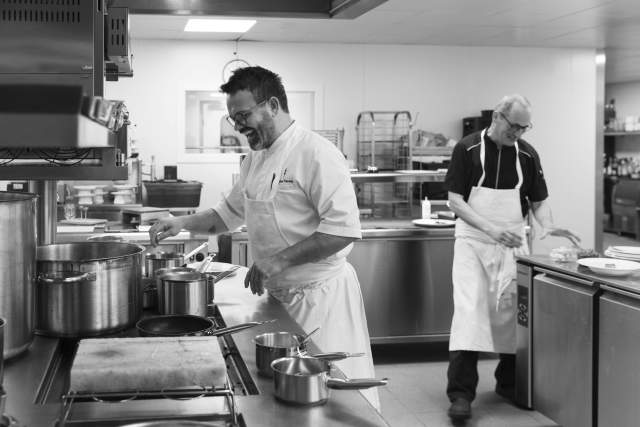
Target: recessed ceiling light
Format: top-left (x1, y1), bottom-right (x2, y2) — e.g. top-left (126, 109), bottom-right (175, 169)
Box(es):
top-left (184, 19), bottom-right (256, 33)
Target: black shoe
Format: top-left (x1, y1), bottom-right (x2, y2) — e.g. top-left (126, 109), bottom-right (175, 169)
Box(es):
top-left (495, 384), bottom-right (515, 401)
top-left (448, 398), bottom-right (471, 421)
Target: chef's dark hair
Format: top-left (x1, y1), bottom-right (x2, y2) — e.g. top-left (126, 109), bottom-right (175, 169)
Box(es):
top-left (220, 66), bottom-right (289, 113)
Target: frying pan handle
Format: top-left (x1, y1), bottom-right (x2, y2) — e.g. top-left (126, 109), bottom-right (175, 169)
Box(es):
top-left (206, 319), bottom-right (276, 337)
top-left (326, 378), bottom-right (388, 390)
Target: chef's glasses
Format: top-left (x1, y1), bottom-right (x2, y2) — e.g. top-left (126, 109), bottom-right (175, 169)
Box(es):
top-left (499, 112), bottom-right (533, 133)
top-left (226, 99), bottom-right (268, 128)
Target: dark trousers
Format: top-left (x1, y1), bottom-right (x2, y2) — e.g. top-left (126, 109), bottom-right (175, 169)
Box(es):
top-left (446, 350), bottom-right (515, 402)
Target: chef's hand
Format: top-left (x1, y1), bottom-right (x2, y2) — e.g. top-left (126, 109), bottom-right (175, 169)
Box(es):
top-left (245, 257), bottom-right (286, 296)
top-left (487, 227), bottom-right (523, 248)
top-left (541, 228), bottom-right (581, 247)
top-left (148, 217), bottom-right (183, 247)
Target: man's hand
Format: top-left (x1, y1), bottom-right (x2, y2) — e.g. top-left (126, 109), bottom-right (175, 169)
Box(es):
top-left (486, 226), bottom-right (523, 248)
top-left (541, 228), bottom-right (581, 247)
top-left (244, 257), bottom-right (287, 296)
top-left (148, 217), bottom-right (184, 246)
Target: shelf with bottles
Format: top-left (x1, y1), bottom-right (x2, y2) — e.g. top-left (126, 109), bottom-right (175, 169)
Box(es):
top-left (603, 154), bottom-right (640, 179)
top-left (604, 131), bottom-right (640, 137)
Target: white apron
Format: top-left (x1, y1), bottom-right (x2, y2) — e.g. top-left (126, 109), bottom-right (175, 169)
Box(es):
top-left (243, 139), bottom-right (380, 410)
top-left (449, 130), bottom-right (529, 354)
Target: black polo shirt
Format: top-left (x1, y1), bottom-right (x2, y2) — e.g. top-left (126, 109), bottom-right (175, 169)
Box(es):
top-left (444, 130), bottom-right (548, 218)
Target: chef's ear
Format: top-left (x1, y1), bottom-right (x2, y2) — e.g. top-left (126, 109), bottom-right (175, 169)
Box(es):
top-left (267, 97), bottom-right (279, 116)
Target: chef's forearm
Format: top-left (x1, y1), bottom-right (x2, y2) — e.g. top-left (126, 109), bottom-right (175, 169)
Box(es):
top-left (530, 199), bottom-right (554, 229)
top-left (448, 192), bottom-right (495, 234)
top-left (272, 232), bottom-right (356, 271)
top-left (180, 208), bottom-right (229, 234)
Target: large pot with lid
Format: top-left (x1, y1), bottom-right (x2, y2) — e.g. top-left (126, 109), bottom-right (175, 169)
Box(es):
top-left (0, 192), bottom-right (37, 359)
top-left (36, 242), bottom-right (145, 337)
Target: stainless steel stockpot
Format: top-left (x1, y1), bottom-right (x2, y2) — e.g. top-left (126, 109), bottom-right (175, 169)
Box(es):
top-left (270, 356), bottom-right (388, 406)
top-left (36, 242), bottom-right (145, 337)
top-left (254, 332), bottom-right (306, 378)
top-left (0, 192), bottom-right (37, 359)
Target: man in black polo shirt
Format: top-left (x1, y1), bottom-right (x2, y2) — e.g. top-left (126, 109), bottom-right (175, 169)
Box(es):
top-left (444, 94), bottom-right (579, 421)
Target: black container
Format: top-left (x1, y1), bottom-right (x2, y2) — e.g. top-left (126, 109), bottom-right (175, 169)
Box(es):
top-left (164, 165), bottom-right (177, 181)
top-left (144, 181), bottom-right (202, 207)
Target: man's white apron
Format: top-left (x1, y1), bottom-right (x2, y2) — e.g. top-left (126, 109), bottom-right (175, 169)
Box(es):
top-left (243, 137), bottom-right (380, 410)
top-left (449, 130), bottom-right (529, 354)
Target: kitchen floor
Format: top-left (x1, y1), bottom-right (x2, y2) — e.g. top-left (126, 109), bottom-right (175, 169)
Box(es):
top-left (372, 231), bottom-right (640, 427)
top-left (373, 343), bottom-right (557, 427)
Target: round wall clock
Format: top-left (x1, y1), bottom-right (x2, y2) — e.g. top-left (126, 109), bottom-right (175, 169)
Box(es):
top-left (222, 58), bottom-right (251, 83)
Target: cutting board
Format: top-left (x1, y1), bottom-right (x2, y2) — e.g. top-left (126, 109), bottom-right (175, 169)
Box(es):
top-left (70, 336), bottom-right (227, 393)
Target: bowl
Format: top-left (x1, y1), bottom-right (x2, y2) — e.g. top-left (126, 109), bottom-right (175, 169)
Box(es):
top-left (576, 257), bottom-right (640, 277)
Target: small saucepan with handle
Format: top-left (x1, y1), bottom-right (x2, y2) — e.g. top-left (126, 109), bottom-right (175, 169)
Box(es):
top-left (254, 328), bottom-right (320, 377)
top-left (270, 355), bottom-right (388, 406)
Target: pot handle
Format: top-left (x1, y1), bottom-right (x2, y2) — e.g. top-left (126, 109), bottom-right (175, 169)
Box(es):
top-left (38, 272), bottom-right (97, 283)
top-left (326, 378), bottom-right (388, 390)
top-left (310, 352), bottom-right (365, 361)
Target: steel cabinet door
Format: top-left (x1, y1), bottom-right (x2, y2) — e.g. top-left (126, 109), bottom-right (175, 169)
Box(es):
top-left (598, 287), bottom-right (640, 427)
top-left (532, 272), bottom-right (597, 427)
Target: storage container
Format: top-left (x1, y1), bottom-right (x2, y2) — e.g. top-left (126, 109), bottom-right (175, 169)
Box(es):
top-left (143, 180), bottom-right (202, 207)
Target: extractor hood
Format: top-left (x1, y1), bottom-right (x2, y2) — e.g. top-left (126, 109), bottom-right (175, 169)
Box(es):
top-left (106, 0), bottom-right (387, 19)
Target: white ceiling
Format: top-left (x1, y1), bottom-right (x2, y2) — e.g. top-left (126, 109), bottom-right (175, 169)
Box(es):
top-left (129, 0), bottom-right (640, 84)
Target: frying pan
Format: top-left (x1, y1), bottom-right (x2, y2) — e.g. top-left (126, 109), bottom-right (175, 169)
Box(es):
top-left (136, 315), bottom-right (274, 337)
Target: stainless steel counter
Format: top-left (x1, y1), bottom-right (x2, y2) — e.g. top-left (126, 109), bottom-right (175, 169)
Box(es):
top-left (2, 268), bottom-right (388, 426)
top-left (226, 220), bottom-right (456, 344)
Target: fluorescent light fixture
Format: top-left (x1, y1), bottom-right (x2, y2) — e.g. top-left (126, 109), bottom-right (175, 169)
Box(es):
top-left (184, 19), bottom-right (256, 33)
top-left (595, 53), bottom-right (606, 65)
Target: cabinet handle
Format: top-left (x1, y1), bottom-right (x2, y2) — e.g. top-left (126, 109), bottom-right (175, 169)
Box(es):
top-left (534, 267), bottom-right (594, 288)
top-left (600, 284), bottom-right (640, 301)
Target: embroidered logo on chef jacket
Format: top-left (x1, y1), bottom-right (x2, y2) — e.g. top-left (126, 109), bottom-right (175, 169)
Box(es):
top-left (278, 168), bottom-right (294, 184)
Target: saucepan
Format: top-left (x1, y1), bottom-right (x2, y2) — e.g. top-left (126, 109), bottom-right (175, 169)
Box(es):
top-left (270, 355), bottom-right (388, 406)
top-left (136, 315), bottom-right (274, 337)
top-left (144, 243), bottom-right (210, 279)
top-left (254, 328), bottom-right (320, 377)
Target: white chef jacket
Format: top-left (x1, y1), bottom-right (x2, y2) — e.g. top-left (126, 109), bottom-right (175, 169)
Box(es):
top-left (214, 122), bottom-right (362, 285)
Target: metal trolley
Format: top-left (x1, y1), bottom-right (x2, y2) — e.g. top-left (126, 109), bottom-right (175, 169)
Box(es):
top-left (355, 111), bottom-right (413, 218)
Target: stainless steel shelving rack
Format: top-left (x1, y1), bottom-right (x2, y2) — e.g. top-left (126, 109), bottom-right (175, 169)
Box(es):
top-left (355, 111), bottom-right (414, 218)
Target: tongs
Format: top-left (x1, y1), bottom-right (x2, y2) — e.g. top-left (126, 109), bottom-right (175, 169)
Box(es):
top-left (212, 265), bottom-right (241, 283)
top-left (207, 319), bottom-right (276, 337)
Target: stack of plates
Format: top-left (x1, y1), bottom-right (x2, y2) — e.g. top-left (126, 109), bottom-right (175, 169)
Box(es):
top-left (604, 246), bottom-right (640, 261)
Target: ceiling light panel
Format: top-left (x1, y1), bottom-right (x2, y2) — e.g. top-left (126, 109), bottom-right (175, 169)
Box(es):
top-left (184, 19), bottom-right (256, 33)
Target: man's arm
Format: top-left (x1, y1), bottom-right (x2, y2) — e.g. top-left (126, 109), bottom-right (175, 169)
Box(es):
top-left (244, 232), bottom-right (355, 295)
top-left (530, 199), bottom-right (581, 245)
top-left (448, 191), bottom-right (523, 247)
top-left (149, 208), bottom-right (229, 246)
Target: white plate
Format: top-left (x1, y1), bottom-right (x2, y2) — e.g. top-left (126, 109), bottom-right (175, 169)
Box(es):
top-left (609, 246), bottom-right (640, 256)
top-left (73, 185), bottom-right (97, 191)
top-left (577, 257), bottom-right (640, 277)
top-left (60, 218), bottom-right (108, 225)
top-left (412, 218), bottom-right (455, 228)
top-left (604, 250), bottom-right (640, 261)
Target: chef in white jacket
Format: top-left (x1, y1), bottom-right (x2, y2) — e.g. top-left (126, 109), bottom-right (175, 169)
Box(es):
top-left (149, 66), bottom-right (379, 410)
top-left (444, 94), bottom-right (579, 421)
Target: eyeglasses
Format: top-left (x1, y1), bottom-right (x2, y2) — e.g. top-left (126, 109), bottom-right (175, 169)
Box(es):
top-left (499, 112), bottom-right (533, 133)
top-left (225, 99), bottom-right (268, 128)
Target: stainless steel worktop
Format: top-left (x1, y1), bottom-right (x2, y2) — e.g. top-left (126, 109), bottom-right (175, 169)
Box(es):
top-left (2, 268), bottom-right (387, 426)
top-left (516, 254), bottom-right (640, 294)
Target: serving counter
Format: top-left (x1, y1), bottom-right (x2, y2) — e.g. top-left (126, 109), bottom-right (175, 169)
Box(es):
top-left (2, 268), bottom-right (388, 426)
